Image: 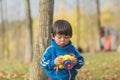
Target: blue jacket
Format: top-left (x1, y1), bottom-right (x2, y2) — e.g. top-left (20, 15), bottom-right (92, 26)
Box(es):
top-left (40, 39), bottom-right (84, 80)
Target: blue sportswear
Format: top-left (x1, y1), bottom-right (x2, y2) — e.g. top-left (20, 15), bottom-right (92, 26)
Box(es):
top-left (40, 39), bottom-right (84, 80)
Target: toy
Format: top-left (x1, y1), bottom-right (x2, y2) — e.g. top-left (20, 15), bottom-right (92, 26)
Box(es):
top-left (58, 54), bottom-right (75, 69)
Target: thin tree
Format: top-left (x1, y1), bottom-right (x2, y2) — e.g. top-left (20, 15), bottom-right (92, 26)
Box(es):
top-left (0, 0), bottom-right (5, 60)
top-left (76, 0), bottom-right (80, 48)
top-left (29, 0), bottom-right (54, 80)
top-left (96, 0), bottom-right (101, 50)
top-left (4, 0), bottom-right (10, 60)
top-left (24, 0), bottom-right (33, 63)
top-left (96, 0), bottom-right (101, 27)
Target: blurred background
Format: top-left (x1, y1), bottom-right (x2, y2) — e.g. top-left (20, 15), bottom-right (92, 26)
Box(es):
top-left (0, 0), bottom-right (120, 60)
top-left (0, 0), bottom-right (120, 80)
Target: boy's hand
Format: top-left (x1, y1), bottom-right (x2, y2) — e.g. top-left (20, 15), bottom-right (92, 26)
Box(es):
top-left (54, 56), bottom-right (63, 66)
top-left (73, 57), bottom-right (77, 65)
top-left (71, 54), bottom-right (77, 65)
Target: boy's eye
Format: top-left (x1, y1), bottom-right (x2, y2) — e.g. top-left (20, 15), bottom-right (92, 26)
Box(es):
top-left (64, 36), bottom-right (68, 39)
top-left (56, 34), bottom-right (70, 39)
top-left (58, 36), bottom-right (69, 39)
top-left (57, 36), bottom-right (62, 39)
top-left (64, 36), bottom-right (70, 39)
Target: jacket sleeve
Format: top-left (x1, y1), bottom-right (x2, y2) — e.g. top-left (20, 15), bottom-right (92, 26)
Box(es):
top-left (73, 48), bottom-right (84, 69)
top-left (40, 47), bottom-right (56, 70)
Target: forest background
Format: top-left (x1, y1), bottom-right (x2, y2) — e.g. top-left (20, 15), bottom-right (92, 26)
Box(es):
top-left (0, 0), bottom-right (120, 80)
top-left (0, 0), bottom-right (120, 59)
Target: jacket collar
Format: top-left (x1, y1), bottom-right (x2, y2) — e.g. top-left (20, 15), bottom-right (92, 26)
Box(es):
top-left (51, 39), bottom-right (72, 50)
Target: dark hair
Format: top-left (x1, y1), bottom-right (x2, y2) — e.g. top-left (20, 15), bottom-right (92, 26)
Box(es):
top-left (99, 26), bottom-right (105, 37)
top-left (51, 20), bottom-right (72, 37)
top-left (99, 26), bottom-right (104, 33)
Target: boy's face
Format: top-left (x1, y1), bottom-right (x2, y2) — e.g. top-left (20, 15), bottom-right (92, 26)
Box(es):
top-left (52, 34), bottom-right (71, 47)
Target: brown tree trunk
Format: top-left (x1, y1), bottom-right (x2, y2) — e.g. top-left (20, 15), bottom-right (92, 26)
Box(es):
top-left (0, 0), bottom-right (5, 60)
top-left (76, 0), bottom-right (80, 48)
top-left (29, 0), bottom-right (54, 80)
top-left (96, 0), bottom-right (101, 51)
top-left (24, 0), bottom-right (33, 63)
top-left (96, 0), bottom-right (101, 27)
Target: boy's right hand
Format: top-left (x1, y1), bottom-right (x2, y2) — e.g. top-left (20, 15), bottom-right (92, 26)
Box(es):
top-left (54, 56), bottom-right (63, 66)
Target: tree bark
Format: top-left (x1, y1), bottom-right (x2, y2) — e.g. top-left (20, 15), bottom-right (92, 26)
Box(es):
top-left (24, 0), bottom-right (33, 63)
top-left (29, 0), bottom-right (54, 80)
top-left (96, 0), bottom-right (101, 51)
top-left (76, 0), bottom-right (80, 48)
top-left (0, 0), bottom-right (5, 60)
top-left (96, 0), bottom-right (101, 27)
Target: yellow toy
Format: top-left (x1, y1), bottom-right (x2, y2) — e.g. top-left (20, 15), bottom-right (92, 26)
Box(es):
top-left (58, 54), bottom-right (75, 69)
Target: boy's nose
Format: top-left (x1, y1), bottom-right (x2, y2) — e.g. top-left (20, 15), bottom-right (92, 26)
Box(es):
top-left (61, 37), bottom-right (65, 41)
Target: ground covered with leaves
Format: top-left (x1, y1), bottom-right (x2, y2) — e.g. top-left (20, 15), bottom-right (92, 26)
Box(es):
top-left (0, 52), bottom-right (120, 80)
top-left (0, 60), bottom-right (29, 80)
top-left (77, 52), bottom-right (120, 80)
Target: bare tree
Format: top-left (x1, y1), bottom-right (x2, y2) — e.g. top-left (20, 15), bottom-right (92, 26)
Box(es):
top-left (24, 0), bottom-right (33, 63)
top-left (76, 0), bottom-right (80, 48)
top-left (96, 0), bottom-right (101, 51)
top-left (0, 0), bottom-right (5, 59)
top-left (29, 0), bottom-right (54, 80)
top-left (96, 0), bottom-right (101, 27)
top-left (4, 0), bottom-right (10, 60)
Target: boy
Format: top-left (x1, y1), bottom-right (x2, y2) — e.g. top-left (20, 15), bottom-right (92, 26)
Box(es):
top-left (40, 20), bottom-right (84, 80)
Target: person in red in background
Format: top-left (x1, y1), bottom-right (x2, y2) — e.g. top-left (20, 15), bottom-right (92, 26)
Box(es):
top-left (99, 26), bottom-right (119, 51)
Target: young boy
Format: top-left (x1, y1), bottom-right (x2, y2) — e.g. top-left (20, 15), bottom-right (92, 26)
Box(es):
top-left (40, 20), bottom-right (84, 80)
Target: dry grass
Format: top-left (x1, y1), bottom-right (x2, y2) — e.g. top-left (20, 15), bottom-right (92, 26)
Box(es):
top-left (0, 52), bottom-right (120, 80)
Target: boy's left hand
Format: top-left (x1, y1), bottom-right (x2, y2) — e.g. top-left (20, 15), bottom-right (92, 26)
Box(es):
top-left (71, 54), bottom-right (77, 65)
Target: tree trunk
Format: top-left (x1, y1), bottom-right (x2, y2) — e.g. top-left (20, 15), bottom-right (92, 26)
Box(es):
top-left (24, 0), bottom-right (33, 63)
top-left (96, 0), bottom-right (101, 27)
top-left (29, 0), bottom-right (54, 80)
top-left (96, 0), bottom-right (101, 51)
top-left (0, 0), bottom-right (5, 60)
top-left (76, 0), bottom-right (80, 48)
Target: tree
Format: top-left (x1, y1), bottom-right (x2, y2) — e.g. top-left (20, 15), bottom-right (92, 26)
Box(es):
top-left (76, 0), bottom-right (80, 48)
top-left (96, 0), bottom-right (101, 27)
top-left (0, 0), bottom-right (5, 59)
top-left (29, 0), bottom-right (54, 80)
top-left (96, 0), bottom-right (101, 51)
top-left (24, 0), bottom-right (33, 63)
